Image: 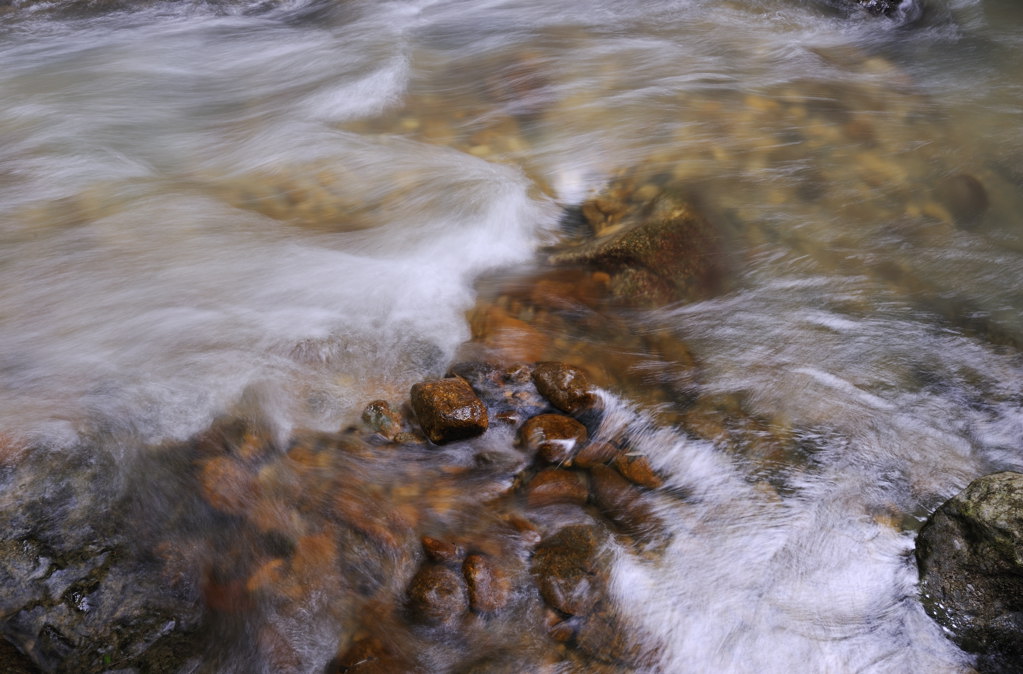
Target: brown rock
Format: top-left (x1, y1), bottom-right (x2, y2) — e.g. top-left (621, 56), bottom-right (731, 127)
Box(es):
top-left (590, 465), bottom-right (658, 534)
top-left (937, 173), bottom-right (989, 228)
top-left (531, 525), bottom-right (603, 616)
top-left (613, 454), bottom-right (664, 489)
top-left (462, 554), bottom-right (512, 613)
top-left (421, 536), bottom-right (464, 564)
top-left (361, 400), bottom-right (403, 440)
top-left (197, 455), bottom-right (256, 515)
top-left (575, 610), bottom-right (651, 667)
top-left (525, 469), bottom-right (590, 508)
top-left (202, 577), bottom-right (252, 613)
top-left (410, 378), bottom-right (489, 444)
top-left (471, 305), bottom-right (551, 363)
top-left (502, 513), bottom-right (542, 546)
top-left (291, 532), bottom-right (339, 581)
top-left (527, 271), bottom-right (610, 310)
top-left (518, 414), bottom-right (588, 464)
top-left (545, 612), bottom-right (579, 643)
top-left (532, 362), bottom-right (598, 415)
top-left (406, 564), bottom-right (469, 626)
top-left (572, 441), bottom-right (621, 469)
top-left (246, 558), bottom-right (287, 593)
top-left (549, 198), bottom-right (722, 305)
top-left (332, 497), bottom-right (405, 551)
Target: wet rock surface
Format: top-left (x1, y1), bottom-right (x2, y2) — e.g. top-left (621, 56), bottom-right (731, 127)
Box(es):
top-left (406, 564), bottom-right (469, 626)
top-left (518, 413), bottom-right (589, 463)
top-left (462, 554), bottom-right (512, 614)
top-left (0, 445), bottom-right (203, 674)
top-left (916, 471), bottom-right (1023, 672)
top-left (531, 525), bottom-right (602, 616)
top-left (937, 173), bottom-right (990, 229)
top-left (410, 377), bottom-right (490, 444)
top-left (550, 186), bottom-right (724, 307)
top-left (853, 0), bottom-right (905, 18)
top-left (532, 362), bottom-right (599, 416)
top-left (525, 469), bottom-right (590, 508)
top-left (2, 359), bottom-right (670, 671)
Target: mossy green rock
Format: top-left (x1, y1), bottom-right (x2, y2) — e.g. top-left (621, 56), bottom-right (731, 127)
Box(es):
top-left (915, 471), bottom-right (1023, 672)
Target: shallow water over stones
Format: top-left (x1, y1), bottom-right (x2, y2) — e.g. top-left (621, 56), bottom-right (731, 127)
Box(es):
top-left (3, 0), bottom-right (1023, 671)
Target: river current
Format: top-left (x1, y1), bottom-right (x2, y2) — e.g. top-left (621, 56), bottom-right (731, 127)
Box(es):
top-left (2, 0), bottom-right (1022, 671)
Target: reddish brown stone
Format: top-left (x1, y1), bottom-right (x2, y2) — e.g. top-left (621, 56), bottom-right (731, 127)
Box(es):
top-left (518, 414), bottom-right (588, 464)
top-left (549, 199), bottom-right (724, 305)
top-left (613, 454), bottom-right (664, 489)
top-left (575, 610), bottom-right (652, 667)
top-left (590, 465), bottom-right (657, 534)
top-left (422, 536), bottom-right (464, 564)
top-left (462, 554), bottom-right (512, 613)
top-left (197, 455), bottom-right (256, 515)
top-left (531, 525), bottom-right (603, 616)
top-left (503, 514), bottom-right (542, 546)
top-left (495, 410), bottom-right (520, 425)
top-left (525, 469), bottom-right (589, 508)
top-left (532, 362), bottom-right (598, 415)
top-left (406, 564), bottom-right (468, 626)
top-left (545, 611), bottom-right (579, 643)
top-left (202, 577), bottom-right (252, 613)
top-left (410, 378), bottom-right (489, 444)
top-left (470, 305), bottom-right (551, 363)
top-left (572, 441), bottom-right (621, 469)
top-left (332, 497), bottom-right (405, 552)
top-left (291, 532), bottom-right (339, 580)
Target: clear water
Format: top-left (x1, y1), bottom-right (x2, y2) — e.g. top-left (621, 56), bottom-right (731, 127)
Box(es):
top-left (2, 0), bottom-right (1022, 671)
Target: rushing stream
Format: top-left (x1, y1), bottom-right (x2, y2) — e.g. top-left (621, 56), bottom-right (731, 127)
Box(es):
top-left (2, 0), bottom-right (1023, 671)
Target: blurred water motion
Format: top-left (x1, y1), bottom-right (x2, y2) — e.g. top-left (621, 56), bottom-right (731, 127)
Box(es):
top-left (1, 0), bottom-right (1022, 671)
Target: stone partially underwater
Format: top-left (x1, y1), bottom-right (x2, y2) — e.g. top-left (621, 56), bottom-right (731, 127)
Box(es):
top-left (1, 361), bottom-right (674, 672)
top-left (916, 472), bottom-right (1023, 673)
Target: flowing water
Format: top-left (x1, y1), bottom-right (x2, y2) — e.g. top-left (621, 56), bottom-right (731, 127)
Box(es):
top-left (2, 0), bottom-right (1023, 671)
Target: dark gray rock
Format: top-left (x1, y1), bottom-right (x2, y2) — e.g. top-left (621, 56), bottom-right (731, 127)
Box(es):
top-left (856, 0), bottom-right (903, 16)
top-left (0, 444), bottom-right (202, 673)
top-left (916, 471), bottom-right (1023, 672)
